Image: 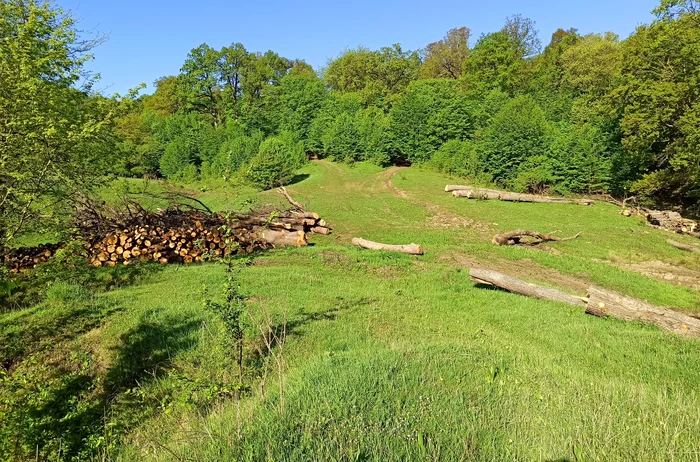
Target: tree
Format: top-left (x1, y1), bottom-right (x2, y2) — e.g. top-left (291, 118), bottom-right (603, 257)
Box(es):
top-left (0, 0), bottom-right (116, 255)
top-left (324, 45), bottom-right (421, 108)
top-left (502, 14), bottom-right (542, 58)
top-left (561, 33), bottom-right (622, 96)
top-left (420, 27), bottom-right (471, 79)
top-left (616, 10), bottom-right (700, 204)
top-left (180, 43), bottom-right (222, 125)
top-left (462, 32), bottom-right (524, 93)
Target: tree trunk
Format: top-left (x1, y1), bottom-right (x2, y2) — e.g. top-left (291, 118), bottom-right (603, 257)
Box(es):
top-left (352, 238), bottom-right (423, 255)
top-left (492, 230), bottom-right (582, 246)
top-left (667, 239), bottom-right (700, 254)
top-left (586, 286), bottom-right (700, 337)
top-left (469, 268), bottom-right (587, 307)
top-left (447, 186), bottom-right (594, 205)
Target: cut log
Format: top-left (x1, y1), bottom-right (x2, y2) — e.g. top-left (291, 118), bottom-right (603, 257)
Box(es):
top-left (261, 229), bottom-right (308, 247)
top-left (586, 286), bottom-right (700, 338)
top-left (311, 226), bottom-right (332, 235)
top-left (667, 239), bottom-right (700, 254)
top-left (351, 238), bottom-right (423, 255)
top-left (469, 268), bottom-right (587, 307)
top-left (448, 186), bottom-right (594, 205)
top-left (492, 230), bottom-right (582, 246)
top-left (278, 186), bottom-right (305, 211)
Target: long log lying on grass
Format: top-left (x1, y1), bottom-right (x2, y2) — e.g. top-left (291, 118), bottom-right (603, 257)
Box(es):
top-left (447, 186), bottom-right (594, 205)
top-left (352, 238), bottom-right (423, 255)
top-left (469, 268), bottom-right (587, 307)
top-left (261, 229), bottom-right (308, 248)
top-left (667, 239), bottom-right (700, 254)
top-left (586, 286), bottom-right (700, 337)
top-left (469, 268), bottom-right (700, 337)
top-left (492, 230), bottom-right (582, 246)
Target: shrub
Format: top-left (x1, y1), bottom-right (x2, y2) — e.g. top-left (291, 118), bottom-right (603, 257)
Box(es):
top-left (244, 135), bottom-right (306, 189)
top-left (430, 140), bottom-right (480, 178)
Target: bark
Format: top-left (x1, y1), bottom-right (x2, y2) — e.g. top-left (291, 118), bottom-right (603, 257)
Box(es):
top-left (586, 286), bottom-right (700, 338)
top-left (260, 229), bottom-right (308, 248)
top-left (492, 230), bottom-right (582, 246)
top-left (469, 268), bottom-right (587, 307)
top-left (352, 238), bottom-right (423, 255)
top-left (667, 239), bottom-right (700, 254)
top-left (447, 186), bottom-right (594, 205)
top-left (311, 226), bottom-right (332, 235)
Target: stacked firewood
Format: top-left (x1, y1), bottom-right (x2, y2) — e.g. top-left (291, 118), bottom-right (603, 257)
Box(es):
top-left (621, 208), bottom-right (699, 236)
top-left (86, 210), bottom-right (330, 268)
top-left (4, 204), bottom-right (331, 273)
top-left (2, 243), bottom-right (63, 274)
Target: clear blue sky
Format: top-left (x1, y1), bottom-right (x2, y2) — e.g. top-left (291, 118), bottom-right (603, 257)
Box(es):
top-left (60, 0), bottom-right (660, 96)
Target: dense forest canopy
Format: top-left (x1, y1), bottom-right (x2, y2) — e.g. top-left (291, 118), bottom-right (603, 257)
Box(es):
top-left (2, 0), bottom-right (700, 252)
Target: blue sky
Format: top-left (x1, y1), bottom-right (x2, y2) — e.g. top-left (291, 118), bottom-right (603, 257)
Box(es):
top-left (60, 0), bottom-right (660, 96)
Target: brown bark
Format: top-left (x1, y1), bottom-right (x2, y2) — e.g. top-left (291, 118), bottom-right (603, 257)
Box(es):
top-left (311, 226), bottom-right (332, 235)
top-left (351, 238), bottom-right (423, 255)
top-left (448, 186), bottom-right (594, 205)
top-left (469, 268), bottom-right (587, 307)
top-left (260, 229), bottom-right (308, 248)
top-left (667, 239), bottom-right (700, 254)
top-left (586, 286), bottom-right (700, 338)
top-left (492, 230), bottom-right (582, 246)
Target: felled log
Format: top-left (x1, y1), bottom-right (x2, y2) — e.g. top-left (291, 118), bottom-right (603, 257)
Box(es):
top-left (469, 268), bottom-right (587, 307)
top-left (492, 230), bottom-right (582, 246)
top-left (352, 238), bottom-right (423, 255)
top-left (586, 286), bottom-right (700, 337)
top-left (447, 186), bottom-right (594, 205)
top-left (667, 239), bottom-right (700, 254)
top-left (311, 226), bottom-right (332, 235)
top-left (261, 229), bottom-right (308, 248)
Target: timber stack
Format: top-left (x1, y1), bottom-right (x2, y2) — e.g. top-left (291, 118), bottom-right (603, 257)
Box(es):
top-left (4, 206), bottom-right (331, 273)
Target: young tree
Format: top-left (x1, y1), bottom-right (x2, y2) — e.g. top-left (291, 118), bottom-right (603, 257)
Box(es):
top-left (0, 0), bottom-right (117, 254)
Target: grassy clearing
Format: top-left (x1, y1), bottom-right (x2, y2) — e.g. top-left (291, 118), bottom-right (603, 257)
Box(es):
top-left (3, 161), bottom-right (700, 461)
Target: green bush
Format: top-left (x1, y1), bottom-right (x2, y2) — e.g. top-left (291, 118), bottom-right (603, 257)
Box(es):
top-left (244, 134), bottom-right (306, 189)
top-left (430, 140), bottom-right (480, 178)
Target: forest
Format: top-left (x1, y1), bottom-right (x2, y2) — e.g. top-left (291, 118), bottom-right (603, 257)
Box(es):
top-left (2, 0), bottom-right (700, 461)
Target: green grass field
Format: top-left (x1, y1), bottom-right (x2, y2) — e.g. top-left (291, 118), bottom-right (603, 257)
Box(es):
top-left (3, 161), bottom-right (700, 461)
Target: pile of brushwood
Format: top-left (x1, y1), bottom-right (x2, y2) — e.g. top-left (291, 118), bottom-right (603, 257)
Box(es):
top-left (3, 194), bottom-right (330, 273)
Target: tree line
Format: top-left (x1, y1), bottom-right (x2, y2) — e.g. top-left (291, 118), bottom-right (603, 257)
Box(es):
top-left (1, 0), bottom-right (699, 255)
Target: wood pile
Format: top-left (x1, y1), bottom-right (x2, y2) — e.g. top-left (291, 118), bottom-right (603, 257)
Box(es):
top-left (4, 203), bottom-right (331, 273)
top-left (620, 207), bottom-right (700, 237)
top-left (2, 243), bottom-right (63, 274)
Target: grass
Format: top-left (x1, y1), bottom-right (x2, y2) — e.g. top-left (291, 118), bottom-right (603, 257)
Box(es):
top-left (3, 161), bottom-right (700, 461)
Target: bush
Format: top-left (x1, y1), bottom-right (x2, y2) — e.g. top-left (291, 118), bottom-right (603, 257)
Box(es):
top-left (511, 155), bottom-right (559, 193)
top-left (159, 137), bottom-right (197, 178)
top-left (244, 134), bottom-right (306, 189)
top-left (430, 140), bottom-right (480, 178)
top-left (478, 96), bottom-right (549, 184)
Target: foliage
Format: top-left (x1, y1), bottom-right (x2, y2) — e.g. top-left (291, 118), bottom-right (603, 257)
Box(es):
top-left (0, 0), bottom-right (118, 253)
top-left (420, 27), bottom-right (471, 79)
top-left (244, 134), bottom-right (306, 189)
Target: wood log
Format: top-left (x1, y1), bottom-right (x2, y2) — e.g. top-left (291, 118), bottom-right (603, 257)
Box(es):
top-left (469, 268), bottom-right (587, 307)
top-left (352, 238), bottom-right (423, 255)
top-left (667, 239), bottom-right (700, 254)
top-left (586, 286), bottom-right (700, 337)
top-left (311, 226), bottom-right (332, 235)
top-left (492, 230), bottom-right (582, 246)
top-left (261, 229), bottom-right (308, 248)
top-left (448, 186), bottom-right (594, 205)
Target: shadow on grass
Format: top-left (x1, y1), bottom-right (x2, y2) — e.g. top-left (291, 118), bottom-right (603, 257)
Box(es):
top-left (1, 307), bottom-right (201, 461)
top-left (249, 296), bottom-right (377, 367)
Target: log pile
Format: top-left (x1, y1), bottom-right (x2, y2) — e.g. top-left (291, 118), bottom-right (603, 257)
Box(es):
top-left (446, 185), bottom-right (594, 205)
top-left (2, 243), bottom-right (63, 274)
top-left (4, 203), bottom-right (331, 273)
